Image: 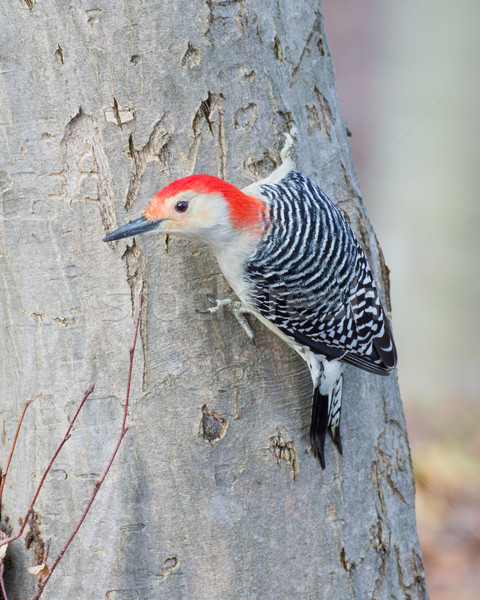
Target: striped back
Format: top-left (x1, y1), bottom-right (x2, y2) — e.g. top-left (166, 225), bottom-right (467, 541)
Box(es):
top-left (245, 171), bottom-right (397, 374)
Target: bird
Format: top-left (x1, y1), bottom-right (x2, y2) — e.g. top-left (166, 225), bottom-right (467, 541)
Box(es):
top-left (103, 135), bottom-right (397, 468)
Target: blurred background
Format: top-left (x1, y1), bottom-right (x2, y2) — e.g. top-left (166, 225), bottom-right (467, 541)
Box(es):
top-left (323, 1), bottom-right (480, 598)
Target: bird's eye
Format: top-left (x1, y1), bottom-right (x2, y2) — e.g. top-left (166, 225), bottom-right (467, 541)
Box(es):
top-left (175, 200), bottom-right (189, 213)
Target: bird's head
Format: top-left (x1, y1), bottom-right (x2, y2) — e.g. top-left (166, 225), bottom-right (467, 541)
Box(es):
top-left (103, 174), bottom-right (268, 248)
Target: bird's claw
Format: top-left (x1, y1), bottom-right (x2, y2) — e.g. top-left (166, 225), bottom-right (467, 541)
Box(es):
top-left (196, 295), bottom-right (256, 345)
top-left (196, 295), bottom-right (218, 314)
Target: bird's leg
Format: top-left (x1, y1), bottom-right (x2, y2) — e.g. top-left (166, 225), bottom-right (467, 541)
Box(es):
top-left (196, 295), bottom-right (256, 345)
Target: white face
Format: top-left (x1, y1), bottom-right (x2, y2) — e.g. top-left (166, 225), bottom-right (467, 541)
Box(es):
top-left (144, 190), bottom-right (234, 246)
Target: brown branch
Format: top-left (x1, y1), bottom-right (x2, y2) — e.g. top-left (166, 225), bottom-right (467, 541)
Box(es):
top-left (29, 430), bottom-right (129, 600)
top-left (0, 393), bottom-right (42, 519)
top-left (0, 384), bottom-right (95, 549)
top-left (42, 539), bottom-right (51, 565)
top-left (30, 294), bottom-right (145, 600)
top-left (0, 562), bottom-right (7, 600)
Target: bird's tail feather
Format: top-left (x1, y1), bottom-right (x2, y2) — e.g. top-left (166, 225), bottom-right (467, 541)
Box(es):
top-left (327, 374), bottom-right (343, 455)
top-left (310, 387), bottom-right (329, 469)
top-left (310, 373), bottom-right (344, 467)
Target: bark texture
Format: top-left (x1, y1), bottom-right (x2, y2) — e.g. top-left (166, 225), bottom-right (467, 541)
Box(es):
top-left (0, 1), bottom-right (427, 598)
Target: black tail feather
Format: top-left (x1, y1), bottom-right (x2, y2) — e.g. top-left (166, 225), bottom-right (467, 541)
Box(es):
top-left (310, 387), bottom-right (329, 469)
top-left (329, 424), bottom-right (343, 455)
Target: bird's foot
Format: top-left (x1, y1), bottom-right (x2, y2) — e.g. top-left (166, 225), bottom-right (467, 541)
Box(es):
top-left (196, 295), bottom-right (256, 345)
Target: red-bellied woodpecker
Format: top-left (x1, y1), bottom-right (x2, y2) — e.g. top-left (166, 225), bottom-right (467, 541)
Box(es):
top-left (103, 135), bottom-right (397, 468)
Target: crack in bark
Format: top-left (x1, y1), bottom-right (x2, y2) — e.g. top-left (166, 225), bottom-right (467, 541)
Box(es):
top-left (121, 241), bottom-right (144, 322)
top-left (181, 42), bottom-right (202, 68)
top-left (192, 92), bottom-right (229, 179)
top-left (199, 404), bottom-right (229, 444)
top-left (394, 545), bottom-right (427, 599)
top-left (217, 96), bottom-right (227, 179)
top-left (290, 12), bottom-right (323, 88)
top-left (54, 44), bottom-right (64, 64)
top-left (340, 546), bottom-right (355, 573)
top-left (233, 103), bottom-right (258, 132)
top-left (314, 87), bottom-right (334, 140)
top-left (372, 420), bottom-right (414, 507)
top-left (370, 512), bottom-right (392, 599)
top-left (193, 92), bottom-right (216, 135)
top-left (50, 108), bottom-right (117, 237)
top-left (124, 115), bottom-right (172, 210)
top-left (204, 0), bottom-right (247, 43)
top-left (273, 34), bottom-right (283, 60)
top-left (269, 433), bottom-right (300, 480)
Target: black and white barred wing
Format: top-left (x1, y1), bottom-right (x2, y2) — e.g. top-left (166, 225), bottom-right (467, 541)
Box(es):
top-left (339, 248), bottom-right (397, 374)
top-left (246, 171), bottom-right (397, 375)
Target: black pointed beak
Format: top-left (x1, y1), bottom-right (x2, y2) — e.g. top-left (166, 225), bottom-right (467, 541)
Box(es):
top-left (103, 216), bottom-right (163, 242)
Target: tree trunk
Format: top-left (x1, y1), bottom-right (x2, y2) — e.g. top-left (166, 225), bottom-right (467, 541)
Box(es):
top-left (0, 1), bottom-right (427, 598)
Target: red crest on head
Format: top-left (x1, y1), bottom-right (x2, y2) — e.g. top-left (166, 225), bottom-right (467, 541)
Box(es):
top-left (145, 174), bottom-right (268, 231)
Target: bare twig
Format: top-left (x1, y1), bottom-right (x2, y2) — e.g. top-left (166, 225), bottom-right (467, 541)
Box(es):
top-left (0, 562), bottom-right (7, 600)
top-left (0, 393), bottom-right (42, 519)
top-left (0, 384), bottom-right (95, 549)
top-left (30, 294), bottom-right (144, 600)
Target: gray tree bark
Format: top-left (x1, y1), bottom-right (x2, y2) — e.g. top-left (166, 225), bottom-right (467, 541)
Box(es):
top-left (0, 1), bottom-right (427, 598)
